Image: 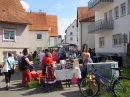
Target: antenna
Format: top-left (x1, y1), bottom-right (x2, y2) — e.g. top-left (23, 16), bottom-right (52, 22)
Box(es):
top-left (39, 9), bottom-right (42, 12)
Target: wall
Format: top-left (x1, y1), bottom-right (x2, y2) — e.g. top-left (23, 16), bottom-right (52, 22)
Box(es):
top-left (58, 37), bottom-right (62, 45)
top-left (78, 21), bottom-right (95, 50)
top-left (49, 36), bottom-right (58, 46)
top-left (95, 0), bottom-right (130, 54)
top-left (66, 20), bottom-right (78, 45)
top-left (0, 23), bottom-right (29, 62)
top-left (29, 31), bottom-right (48, 52)
top-left (81, 22), bottom-right (95, 49)
top-left (0, 23), bottom-right (29, 48)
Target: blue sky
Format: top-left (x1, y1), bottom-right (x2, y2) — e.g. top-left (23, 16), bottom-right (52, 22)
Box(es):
top-left (20, 0), bottom-right (89, 38)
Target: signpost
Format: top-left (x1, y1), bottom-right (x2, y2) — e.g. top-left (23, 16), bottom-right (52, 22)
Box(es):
top-left (122, 33), bottom-right (128, 53)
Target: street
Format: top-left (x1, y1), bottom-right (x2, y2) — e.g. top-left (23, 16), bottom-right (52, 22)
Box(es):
top-left (0, 73), bottom-right (83, 97)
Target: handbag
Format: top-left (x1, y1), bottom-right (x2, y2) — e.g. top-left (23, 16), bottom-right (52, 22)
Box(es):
top-left (7, 59), bottom-right (15, 74)
top-left (1, 61), bottom-right (8, 73)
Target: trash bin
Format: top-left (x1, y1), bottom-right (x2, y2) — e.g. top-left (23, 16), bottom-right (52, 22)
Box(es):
top-left (92, 56), bottom-right (101, 63)
top-left (106, 54), bottom-right (118, 61)
top-left (106, 54), bottom-right (123, 67)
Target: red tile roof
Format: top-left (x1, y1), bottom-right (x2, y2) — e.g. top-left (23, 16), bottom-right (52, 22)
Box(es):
top-left (77, 6), bottom-right (95, 26)
top-left (77, 7), bottom-right (95, 22)
top-left (27, 12), bottom-right (48, 31)
top-left (47, 15), bottom-right (58, 36)
top-left (0, 0), bottom-right (31, 24)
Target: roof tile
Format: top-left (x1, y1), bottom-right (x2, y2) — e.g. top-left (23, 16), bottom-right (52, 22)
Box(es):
top-left (77, 7), bottom-right (95, 22)
top-left (47, 15), bottom-right (58, 36)
top-left (0, 0), bottom-right (31, 24)
top-left (27, 12), bottom-right (48, 31)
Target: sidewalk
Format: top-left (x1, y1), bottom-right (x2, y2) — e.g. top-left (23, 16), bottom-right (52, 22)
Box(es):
top-left (0, 72), bottom-right (82, 97)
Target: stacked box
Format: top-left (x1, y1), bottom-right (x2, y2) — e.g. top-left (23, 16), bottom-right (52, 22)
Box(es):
top-left (65, 59), bottom-right (73, 69)
top-left (87, 62), bottom-right (119, 78)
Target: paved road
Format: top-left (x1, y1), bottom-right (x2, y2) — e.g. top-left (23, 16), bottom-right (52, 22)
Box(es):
top-left (0, 72), bottom-right (83, 97)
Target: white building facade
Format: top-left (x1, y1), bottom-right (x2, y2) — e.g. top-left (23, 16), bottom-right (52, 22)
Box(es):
top-left (78, 22), bottom-right (95, 50)
top-left (65, 19), bottom-right (78, 46)
top-left (88, 0), bottom-right (130, 54)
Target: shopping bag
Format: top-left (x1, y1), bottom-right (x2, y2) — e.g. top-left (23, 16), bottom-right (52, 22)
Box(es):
top-left (71, 73), bottom-right (77, 84)
top-left (1, 61), bottom-right (8, 73)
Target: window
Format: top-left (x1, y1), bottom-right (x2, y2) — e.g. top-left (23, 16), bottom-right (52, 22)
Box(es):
top-left (128, 0), bottom-right (130, 14)
top-left (70, 32), bottom-right (73, 35)
top-left (109, 10), bottom-right (113, 20)
top-left (70, 37), bottom-right (73, 41)
top-left (37, 34), bottom-right (42, 39)
top-left (99, 37), bottom-right (105, 47)
top-left (121, 3), bottom-right (126, 16)
top-left (115, 7), bottom-right (119, 18)
top-left (113, 34), bottom-right (122, 46)
top-left (72, 25), bottom-right (74, 28)
top-left (3, 51), bottom-right (16, 61)
top-left (3, 29), bottom-right (16, 41)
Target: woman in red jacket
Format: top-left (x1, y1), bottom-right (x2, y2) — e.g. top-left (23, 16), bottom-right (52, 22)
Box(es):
top-left (42, 52), bottom-right (56, 83)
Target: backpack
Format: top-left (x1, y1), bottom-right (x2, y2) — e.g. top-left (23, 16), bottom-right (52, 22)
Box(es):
top-left (18, 56), bottom-right (25, 71)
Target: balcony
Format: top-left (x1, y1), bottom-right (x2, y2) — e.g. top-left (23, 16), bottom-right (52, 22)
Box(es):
top-left (88, 0), bottom-right (114, 11)
top-left (88, 19), bottom-right (114, 34)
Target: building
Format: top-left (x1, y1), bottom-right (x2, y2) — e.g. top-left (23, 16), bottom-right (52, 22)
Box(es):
top-left (77, 7), bottom-right (95, 50)
top-left (65, 19), bottom-right (78, 45)
top-left (58, 35), bottom-right (62, 45)
top-left (47, 15), bottom-right (58, 47)
top-left (0, 0), bottom-right (31, 61)
top-left (88, 0), bottom-right (130, 54)
top-left (27, 12), bottom-right (49, 52)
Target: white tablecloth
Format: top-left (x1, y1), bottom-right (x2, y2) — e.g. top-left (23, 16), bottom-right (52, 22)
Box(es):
top-left (54, 68), bottom-right (81, 81)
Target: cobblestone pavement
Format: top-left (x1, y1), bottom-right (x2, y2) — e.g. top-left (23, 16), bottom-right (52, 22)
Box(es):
top-left (0, 72), bottom-right (83, 97)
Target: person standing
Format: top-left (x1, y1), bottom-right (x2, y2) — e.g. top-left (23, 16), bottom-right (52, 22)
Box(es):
top-left (16, 52), bottom-right (23, 65)
top-left (21, 48), bottom-right (33, 87)
top-left (41, 52), bottom-right (56, 83)
top-left (38, 50), bottom-right (45, 68)
top-left (32, 51), bottom-right (39, 70)
top-left (3, 52), bottom-right (15, 90)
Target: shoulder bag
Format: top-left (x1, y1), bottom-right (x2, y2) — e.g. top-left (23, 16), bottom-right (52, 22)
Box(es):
top-left (7, 59), bottom-right (15, 74)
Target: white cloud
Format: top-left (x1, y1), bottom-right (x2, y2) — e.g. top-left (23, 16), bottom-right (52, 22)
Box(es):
top-left (20, 1), bottom-right (30, 11)
top-left (58, 17), bottom-right (75, 39)
top-left (56, 4), bottom-right (63, 9)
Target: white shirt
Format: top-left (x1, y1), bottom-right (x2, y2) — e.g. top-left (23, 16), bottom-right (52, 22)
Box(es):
top-left (38, 52), bottom-right (45, 63)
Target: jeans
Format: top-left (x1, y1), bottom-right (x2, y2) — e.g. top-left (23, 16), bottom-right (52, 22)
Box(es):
top-left (80, 67), bottom-right (87, 79)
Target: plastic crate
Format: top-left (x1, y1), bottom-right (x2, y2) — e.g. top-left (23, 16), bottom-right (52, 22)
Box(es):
top-left (28, 81), bottom-right (39, 89)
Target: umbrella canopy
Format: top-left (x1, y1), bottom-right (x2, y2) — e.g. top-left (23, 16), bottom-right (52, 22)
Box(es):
top-left (68, 44), bottom-right (77, 46)
top-left (48, 45), bottom-right (61, 48)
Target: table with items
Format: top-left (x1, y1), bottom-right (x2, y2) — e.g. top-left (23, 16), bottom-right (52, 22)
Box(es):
top-left (54, 59), bottom-right (81, 87)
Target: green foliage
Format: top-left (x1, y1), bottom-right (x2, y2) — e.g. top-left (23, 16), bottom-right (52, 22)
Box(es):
top-left (94, 67), bottom-right (130, 97)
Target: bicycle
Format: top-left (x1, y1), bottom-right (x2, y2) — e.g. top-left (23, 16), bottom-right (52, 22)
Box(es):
top-left (79, 65), bottom-right (130, 97)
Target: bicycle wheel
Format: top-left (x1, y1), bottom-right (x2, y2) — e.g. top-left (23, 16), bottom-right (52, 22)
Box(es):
top-left (79, 77), bottom-right (100, 97)
top-left (113, 77), bottom-right (130, 97)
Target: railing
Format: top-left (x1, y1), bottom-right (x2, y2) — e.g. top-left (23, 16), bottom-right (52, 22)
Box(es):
top-left (88, 0), bottom-right (114, 10)
top-left (88, 19), bottom-right (114, 33)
